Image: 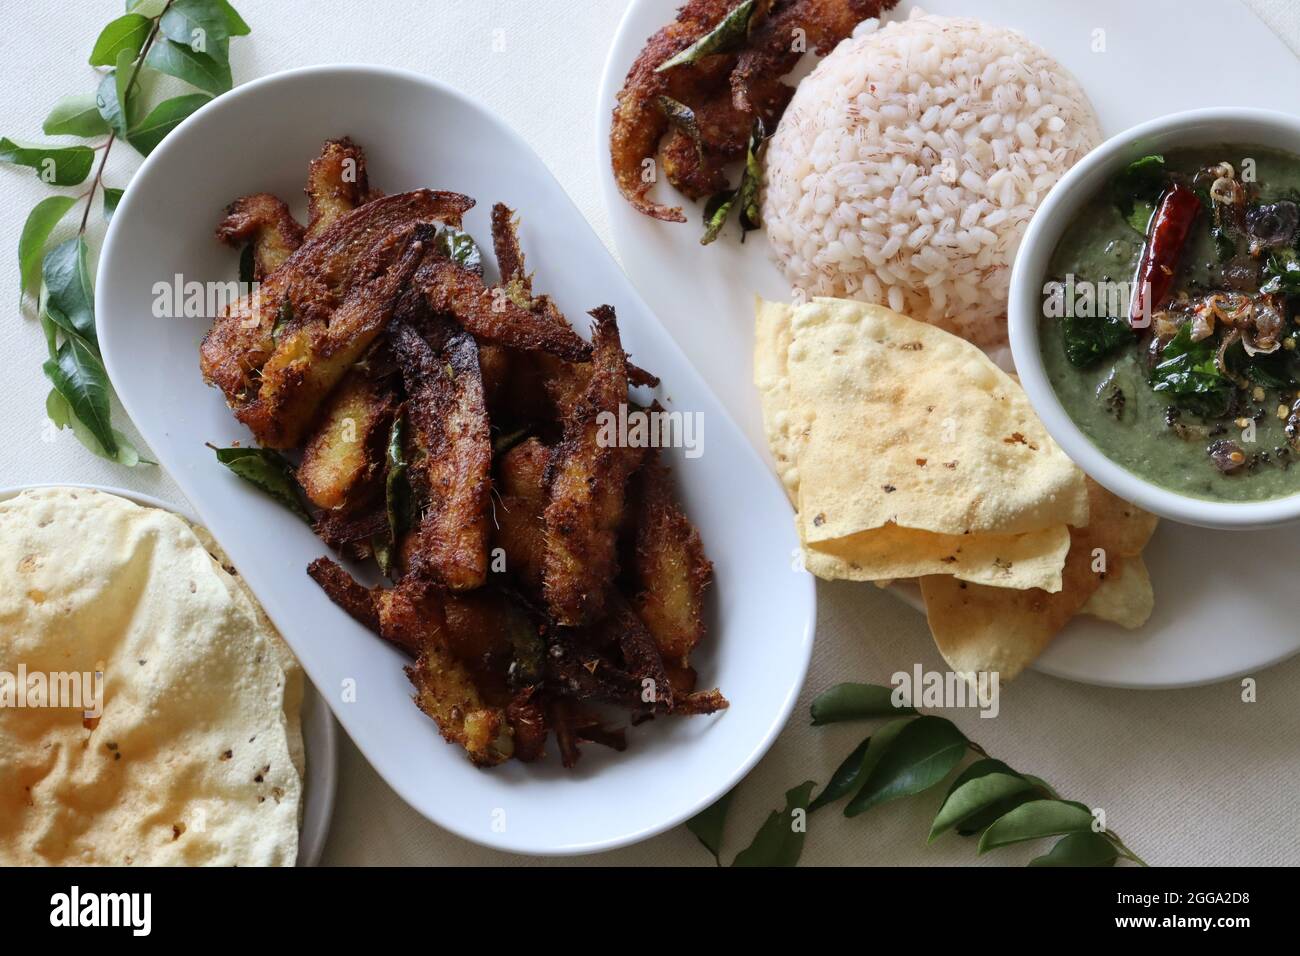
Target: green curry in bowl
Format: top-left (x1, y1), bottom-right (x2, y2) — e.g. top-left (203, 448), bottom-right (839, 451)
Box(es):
top-left (1040, 145), bottom-right (1300, 502)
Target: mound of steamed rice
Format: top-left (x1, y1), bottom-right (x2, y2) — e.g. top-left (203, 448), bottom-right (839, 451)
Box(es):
top-left (762, 11), bottom-right (1101, 348)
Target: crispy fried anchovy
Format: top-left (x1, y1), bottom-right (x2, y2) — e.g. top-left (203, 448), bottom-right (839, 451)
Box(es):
top-left (392, 319), bottom-right (492, 591)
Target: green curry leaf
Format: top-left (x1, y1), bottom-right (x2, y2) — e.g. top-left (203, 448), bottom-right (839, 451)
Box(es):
top-left (210, 445), bottom-right (311, 521)
top-left (656, 0), bottom-right (757, 72)
top-left (731, 780), bottom-right (815, 867)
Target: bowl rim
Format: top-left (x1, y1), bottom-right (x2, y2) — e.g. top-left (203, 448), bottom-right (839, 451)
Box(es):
top-left (1009, 105), bottom-right (1300, 530)
top-left (94, 63), bottom-right (817, 855)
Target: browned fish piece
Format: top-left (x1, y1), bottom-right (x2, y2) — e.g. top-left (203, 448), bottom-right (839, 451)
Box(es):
top-left (214, 193), bottom-right (304, 280)
top-left (405, 256), bottom-right (592, 362)
top-left (491, 437), bottom-right (551, 599)
top-left (609, 0), bottom-right (736, 221)
top-left (392, 319), bottom-right (492, 591)
top-left (297, 369), bottom-right (398, 511)
top-left (200, 189), bottom-right (473, 439)
top-left (234, 222), bottom-right (432, 449)
top-left (305, 137), bottom-right (375, 238)
top-left (542, 307), bottom-right (646, 625)
top-left (629, 453), bottom-right (712, 667)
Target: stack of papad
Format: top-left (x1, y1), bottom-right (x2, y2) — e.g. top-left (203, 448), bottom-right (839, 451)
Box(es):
top-left (755, 297), bottom-right (1158, 678)
top-left (0, 488), bottom-right (303, 866)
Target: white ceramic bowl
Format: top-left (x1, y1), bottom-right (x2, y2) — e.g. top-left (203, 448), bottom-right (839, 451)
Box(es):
top-left (1010, 107), bottom-right (1300, 530)
top-left (95, 65), bottom-right (815, 855)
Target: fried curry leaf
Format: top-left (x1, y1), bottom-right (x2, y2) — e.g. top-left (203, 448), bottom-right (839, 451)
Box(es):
top-left (657, 0), bottom-right (757, 72)
top-left (809, 682), bottom-right (914, 725)
top-left (1112, 154), bottom-right (1166, 235)
top-left (1028, 831), bottom-right (1119, 867)
top-left (700, 121), bottom-right (767, 244)
top-left (700, 189), bottom-right (736, 245)
top-left (685, 787), bottom-right (735, 865)
top-left (1150, 323), bottom-right (1232, 417)
top-left (210, 445), bottom-right (311, 521)
top-left (977, 799), bottom-right (1096, 854)
top-left (844, 715), bottom-right (967, 817)
top-left (434, 226), bottom-right (483, 274)
top-left (731, 780), bottom-right (815, 867)
top-left (735, 120), bottom-right (766, 234)
top-left (1062, 314), bottom-right (1132, 368)
top-left (379, 413), bottom-right (413, 577)
top-left (656, 95), bottom-right (702, 151)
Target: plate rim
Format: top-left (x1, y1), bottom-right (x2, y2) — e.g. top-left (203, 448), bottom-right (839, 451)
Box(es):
top-left (94, 62), bottom-right (817, 855)
top-left (595, 0), bottom-right (1300, 691)
top-left (0, 482), bottom-right (338, 866)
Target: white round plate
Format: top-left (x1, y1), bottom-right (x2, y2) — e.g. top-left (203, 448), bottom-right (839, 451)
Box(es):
top-left (598, 0), bottom-right (1300, 688)
top-left (96, 66), bottom-right (814, 854)
top-left (0, 483), bottom-right (337, 866)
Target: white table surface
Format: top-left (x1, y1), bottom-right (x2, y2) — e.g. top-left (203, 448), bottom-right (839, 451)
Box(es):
top-left (2, 0), bottom-right (1297, 867)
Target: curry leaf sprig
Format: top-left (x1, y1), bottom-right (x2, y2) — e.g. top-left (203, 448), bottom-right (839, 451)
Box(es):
top-left (688, 682), bottom-right (1149, 867)
top-left (5, 0), bottom-right (251, 465)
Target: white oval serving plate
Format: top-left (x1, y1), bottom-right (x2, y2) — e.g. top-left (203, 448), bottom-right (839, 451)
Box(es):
top-left (597, 0), bottom-right (1300, 688)
top-left (0, 483), bottom-right (337, 867)
top-left (96, 66), bottom-right (814, 854)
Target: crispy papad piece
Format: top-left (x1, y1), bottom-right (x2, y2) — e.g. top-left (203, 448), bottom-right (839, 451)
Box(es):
top-left (779, 297), bottom-right (1089, 542)
top-left (753, 295), bottom-right (807, 504)
top-left (305, 137), bottom-right (374, 238)
top-left (238, 223), bottom-right (431, 448)
top-left (392, 319), bottom-right (492, 591)
top-left (200, 189), bottom-right (473, 430)
top-left (543, 307), bottom-right (646, 626)
top-left (491, 437), bottom-right (550, 598)
top-left (629, 454), bottom-right (712, 666)
top-left (920, 480), bottom-right (1158, 680)
top-left (214, 192), bottom-right (304, 280)
top-left (297, 368), bottom-right (397, 511)
top-left (1080, 556), bottom-right (1154, 629)
top-left (805, 523), bottom-right (1072, 593)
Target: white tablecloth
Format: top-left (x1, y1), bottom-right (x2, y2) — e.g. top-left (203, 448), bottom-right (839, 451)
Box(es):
top-left (2, 0), bottom-right (1297, 866)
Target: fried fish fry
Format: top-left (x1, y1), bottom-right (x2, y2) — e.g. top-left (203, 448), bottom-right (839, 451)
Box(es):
top-left (305, 137), bottom-right (373, 238)
top-left (609, 0), bottom-right (736, 221)
top-left (406, 256), bottom-right (592, 362)
top-left (543, 307), bottom-right (646, 625)
top-left (297, 368), bottom-right (398, 511)
top-left (200, 189), bottom-right (473, 435)
top-left (629, 453), bottom-right (712, 668)
top-left (491, 437), bottom-right (550, 598)
top-left (731, 0), bottom-right (891, 112)
top-left (306, 557), bottom-right (514, 765)
top-left (392, 320), bottom-right (492, 591)
top-left (214, 193), bottom-right (304, 280)
top-left (239, 223), bottom-right (432, 448)
top-left (389, 584), bottom-right (514, 766)
top-left (490, 202), bottom-right (530, 296)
